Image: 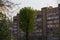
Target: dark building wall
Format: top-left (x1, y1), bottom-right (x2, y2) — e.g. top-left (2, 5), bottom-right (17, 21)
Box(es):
top-left (41, 7), bottom-right (47, 40)
top-left (41, 5), bottom-right (60, 40)
top-left (58, 4), bottom-right (60, 40)
top-left (13, 16), bottom-right (19, 40)
top-left (31, 10), bottom-right (43, 40)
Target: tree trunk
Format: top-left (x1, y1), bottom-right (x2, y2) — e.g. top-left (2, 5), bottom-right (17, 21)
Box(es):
top-left (26, 31), bottom-right (29, 40)
top-left (29, 32), bottom-right (32, 40)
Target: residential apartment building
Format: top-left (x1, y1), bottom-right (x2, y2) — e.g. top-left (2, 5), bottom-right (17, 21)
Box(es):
top-left (31, 10), bottom-right (43, 40)
top-left (13, 16), bottom-right (25, 40)
top-left (13, 4), bottom-right (60, 40)
top-left (32, 4), bottom-right (60, 40)
top-left (42, 4), bottom-right (60, 40)
top-left (13, 10), bottom-right (43, 40)
top-left (13, 16), bottom-right (19, 40)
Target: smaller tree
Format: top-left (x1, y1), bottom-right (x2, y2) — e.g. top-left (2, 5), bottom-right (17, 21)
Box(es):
top-left (0, 19), bottom-right (10, 40)
top-left (0, 12), bottom-right (10, 40)
top-left (18, 7), bottom-right (35, 40)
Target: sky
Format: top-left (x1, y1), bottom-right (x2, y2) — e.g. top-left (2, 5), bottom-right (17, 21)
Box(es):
top-left (8, 0), bottom-right (60, 18)
top-left (9, 0), bottom-right (59, 9)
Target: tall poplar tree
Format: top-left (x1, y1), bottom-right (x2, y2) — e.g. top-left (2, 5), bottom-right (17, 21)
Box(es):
top-left (18, 7), bottom-right (35, 40)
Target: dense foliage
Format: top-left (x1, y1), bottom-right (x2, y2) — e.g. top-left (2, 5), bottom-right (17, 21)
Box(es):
top-left (0, 19), bottom-right (10, 40)
top-left (18, 7), bottom-right (35, 32)
top-left (18, 7), bottom-right (35, 40)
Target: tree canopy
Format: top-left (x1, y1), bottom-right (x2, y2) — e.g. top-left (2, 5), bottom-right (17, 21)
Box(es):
top-left (18, 7), bottom-right (35, 32)
top-left (0, 19), bottom-right (10, 40)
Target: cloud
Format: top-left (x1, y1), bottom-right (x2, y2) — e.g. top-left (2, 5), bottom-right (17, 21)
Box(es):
top-left (8, 0), bottom-right (58, 17)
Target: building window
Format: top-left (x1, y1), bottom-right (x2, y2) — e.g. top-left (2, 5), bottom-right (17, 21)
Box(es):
top-left (47, 17), bottom-right (52, 20)
top-left (14, 32), bottom-right (17, 34)
top-left (47, 21), bottom-right (53, 23)
top-left (54, 20), bottom-right (59, 23)
top-left (47, 13), bottom-right (53, 17)
top-left (51, 16), bottom-right (59, 19)
top-left (55, 24), bottom-right (59, 27)
top-left (14, 19), bottom-right (17, 21)
top-left (35, 16), bottom-right (37, 18)
top-left (39, 29), bottom-right (42, 32)
top-left (14, 26), bottom-right (17, 27)
top-left (50, 28), bottom-right (53, 32)
top-left (14, 23), bottom-right (17, 25)
top-left (13, 29), bottom-right (17, 30)
top-left (47, 12), bottom-right (59, 17)
top-left (36, 18), bottom-right (42, 21)
top-left (47, 16), bottom-right (59, 20)
top-left (47, 25), bottom-right (55, 28)
top-left (53, 12), bottom-right (59, 14)
top-left (37, 15), bottom-right (41, 18)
